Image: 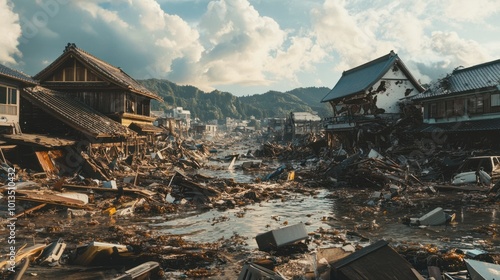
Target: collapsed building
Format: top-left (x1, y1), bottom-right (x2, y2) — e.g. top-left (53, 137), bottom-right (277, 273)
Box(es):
top-left (0, 43), bottom-right (165, 178)
top-left (321, 51), bottom-right (425, 150)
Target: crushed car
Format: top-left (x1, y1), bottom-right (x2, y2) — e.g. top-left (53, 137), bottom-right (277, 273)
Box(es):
top-left (451, 156), bottom-right (500, 186)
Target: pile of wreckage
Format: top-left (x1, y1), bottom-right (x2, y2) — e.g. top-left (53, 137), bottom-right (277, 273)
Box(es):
top-left (1, 128), bottom-right (500, 279)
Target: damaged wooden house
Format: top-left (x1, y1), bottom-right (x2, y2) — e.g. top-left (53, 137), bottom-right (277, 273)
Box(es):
top-left (321, 51), bottom-right (425, 150)
top-left (0, 64), bottom-right (79, 176)
top-left (0, 43), bottom-right (165, 178)
top-left (412, 58), bottom-right (500, 150)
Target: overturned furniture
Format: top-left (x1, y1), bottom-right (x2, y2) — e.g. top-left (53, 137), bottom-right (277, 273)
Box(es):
top-left (255, 223), bottom-right (308, 252)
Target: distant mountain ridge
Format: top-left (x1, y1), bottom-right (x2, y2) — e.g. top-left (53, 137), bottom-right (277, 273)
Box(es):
top-left (139, 78), bottom-right (332, 121)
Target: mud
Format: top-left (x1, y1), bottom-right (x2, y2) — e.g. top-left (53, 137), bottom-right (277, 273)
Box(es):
top-left (1, 133), bottom-right (499, 279)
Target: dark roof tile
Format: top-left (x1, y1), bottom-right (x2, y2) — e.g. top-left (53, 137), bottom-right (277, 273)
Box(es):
top-left (0, 64), bottom-right (37, 85)
top-left (23, 86), bottom-right (135, 138)
top-left (322, 51), bottom-right (424, 103)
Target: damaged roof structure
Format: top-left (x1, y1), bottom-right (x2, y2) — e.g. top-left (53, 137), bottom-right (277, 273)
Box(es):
top-left (33, 43), bottom-right (163, 128)
top-left (0, 44), bottom-right (166, 178)
top-left (21, 86), bottom-right (135, 141)
top-left (412, 59), bottom-right (500, 150)
top-left (321, 51), bottom-right (425, 149)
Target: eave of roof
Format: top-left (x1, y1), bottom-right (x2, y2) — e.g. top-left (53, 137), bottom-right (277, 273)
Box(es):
top-left (0, 64), bottom-right (38, 85)
top-left (413, 59), bottom-right (500, 101)
top-left (129, 122), bottom-right (164, 134)
top-left (322, 51), bottom-right (424, 103)
top-left (34, 43), bottom-right (162, 101)
top-left (22, 86), bottom-right (136, 139)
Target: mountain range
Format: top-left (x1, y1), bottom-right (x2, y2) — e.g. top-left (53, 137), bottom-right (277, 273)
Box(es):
top-left (139, 79), bottom-right (332, 121)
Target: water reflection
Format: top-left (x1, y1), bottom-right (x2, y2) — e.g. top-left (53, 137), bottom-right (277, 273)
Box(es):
top-left (152, 189), bottom-right (335, 249)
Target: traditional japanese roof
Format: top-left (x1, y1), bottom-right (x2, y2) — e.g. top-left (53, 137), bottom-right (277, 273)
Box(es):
top-left (322, 51), bottom-right (424, 103)
top-left (34, 43), bottom-right (162, 101)
top-left (23, 86), bottom-right (136, 139)
top-left (0, 63), bottom-right (37, 85)
top-left (413, 59), bottom-right (500, 101)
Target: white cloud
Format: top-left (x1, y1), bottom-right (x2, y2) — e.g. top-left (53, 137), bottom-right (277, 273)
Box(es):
top-left (195, 0), bottom-right (288, 88)
top-left (430, 31), bottom-right (492, 68)
top-left (441, 0), bottom-right (500, 23)
top-left (10, 0), bottom-right (500, 95)
top-left (0, 0), bottom-right (22, 64)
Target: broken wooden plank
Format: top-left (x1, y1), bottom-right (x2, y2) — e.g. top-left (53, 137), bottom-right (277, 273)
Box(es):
top-left (61, 184), bottom-right (156, 198)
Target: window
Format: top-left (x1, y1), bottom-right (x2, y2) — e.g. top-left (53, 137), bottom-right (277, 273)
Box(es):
top-left (467, 96), bottom-right (484, 114)
top-left (445, 100), bottom-right (454, 117)
top-left (0, 86), bottom-right (18, 115)
top-left (437, 102), bottom-right (445, 118)
top-left (454, 99), bottom-right (465, 116)
top-left (492, 94), bottom-right (500, 107)
top-left (429, 103), bottom-right (437, 118)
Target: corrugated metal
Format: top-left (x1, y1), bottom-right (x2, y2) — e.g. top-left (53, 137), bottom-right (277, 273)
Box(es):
top-left (23, 86), bottom-right (135, 138)
top-left (450, 61), bottom-right (500, 92)
top-left (0, 64), bottom-right (37, 85)
top-left (413, 59), bottom-right (500, 100)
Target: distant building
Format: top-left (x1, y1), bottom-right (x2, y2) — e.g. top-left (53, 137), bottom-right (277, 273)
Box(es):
top-left (172, 107), bottom-right (191, 127)
top-left (192, 123), bottom-right (217, 138)
top-left (284, 111), bottom-right (322, 140)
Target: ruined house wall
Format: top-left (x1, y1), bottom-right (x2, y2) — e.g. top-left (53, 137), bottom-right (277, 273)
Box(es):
top-left (331, 65), bottom-right (419, 119)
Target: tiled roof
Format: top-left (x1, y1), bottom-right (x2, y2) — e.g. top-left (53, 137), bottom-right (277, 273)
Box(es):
top-left (0, 64), bottom-right (37, 85)
top-left (413, 59), bottom-right (500, 100)
top-left (23, 86), bottom-right (135, 138)
top-left (322, 51), bottom-right (424, 103)
top-left (421, 118), bottom-right (500, 133)
top-left (34, 43), bottom-right (162, 101)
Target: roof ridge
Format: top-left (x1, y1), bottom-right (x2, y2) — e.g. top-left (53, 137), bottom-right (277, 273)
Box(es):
top-left (0, 63), bottom-right (38, 84)
top-left (65, 43), bottom-right (122, 71)
top-left (343, 51), bottom-right (397, 75)
top-left (452, 58), bottom-right (500, 74)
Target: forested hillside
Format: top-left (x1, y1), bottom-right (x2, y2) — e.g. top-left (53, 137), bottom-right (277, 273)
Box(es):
top-left (139, 79), bottom-right (332, 121)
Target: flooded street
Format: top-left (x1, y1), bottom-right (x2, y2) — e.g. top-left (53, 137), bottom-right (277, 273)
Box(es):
top-left (150, 188), bottom-right (334, 248)
top-left (2, 133), bottom-right (500, 280)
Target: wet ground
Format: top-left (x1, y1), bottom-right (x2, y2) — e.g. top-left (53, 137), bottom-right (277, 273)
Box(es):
top-left (1, 135), bottom-right (500, 279)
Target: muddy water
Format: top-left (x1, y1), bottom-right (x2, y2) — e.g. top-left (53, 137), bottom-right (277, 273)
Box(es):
top-left (151, 188), bottom-right (335, 249)
top-left (150, 155), bottom-right (500, 252)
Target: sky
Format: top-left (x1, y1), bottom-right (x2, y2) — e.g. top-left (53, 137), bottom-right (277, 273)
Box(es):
top-left (1, 0), bottom-right (500, 97)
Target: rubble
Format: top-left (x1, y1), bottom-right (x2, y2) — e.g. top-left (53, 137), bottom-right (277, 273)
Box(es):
top-left (0, 129), bottom-right (499, 279)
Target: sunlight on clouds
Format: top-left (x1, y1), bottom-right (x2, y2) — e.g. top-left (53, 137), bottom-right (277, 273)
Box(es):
top-left (9, 0), bottom-right (500, 95)
top-left (430, 31), bottom-right (492, 67)
top-left (196, 0), bottom-right (287, 87)
top-left (0, 0), bottom-right (22, 64)
top-left (442, 0), bottom-right (500, 23)
top-left (77, 2), bottom-right (129, 29)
